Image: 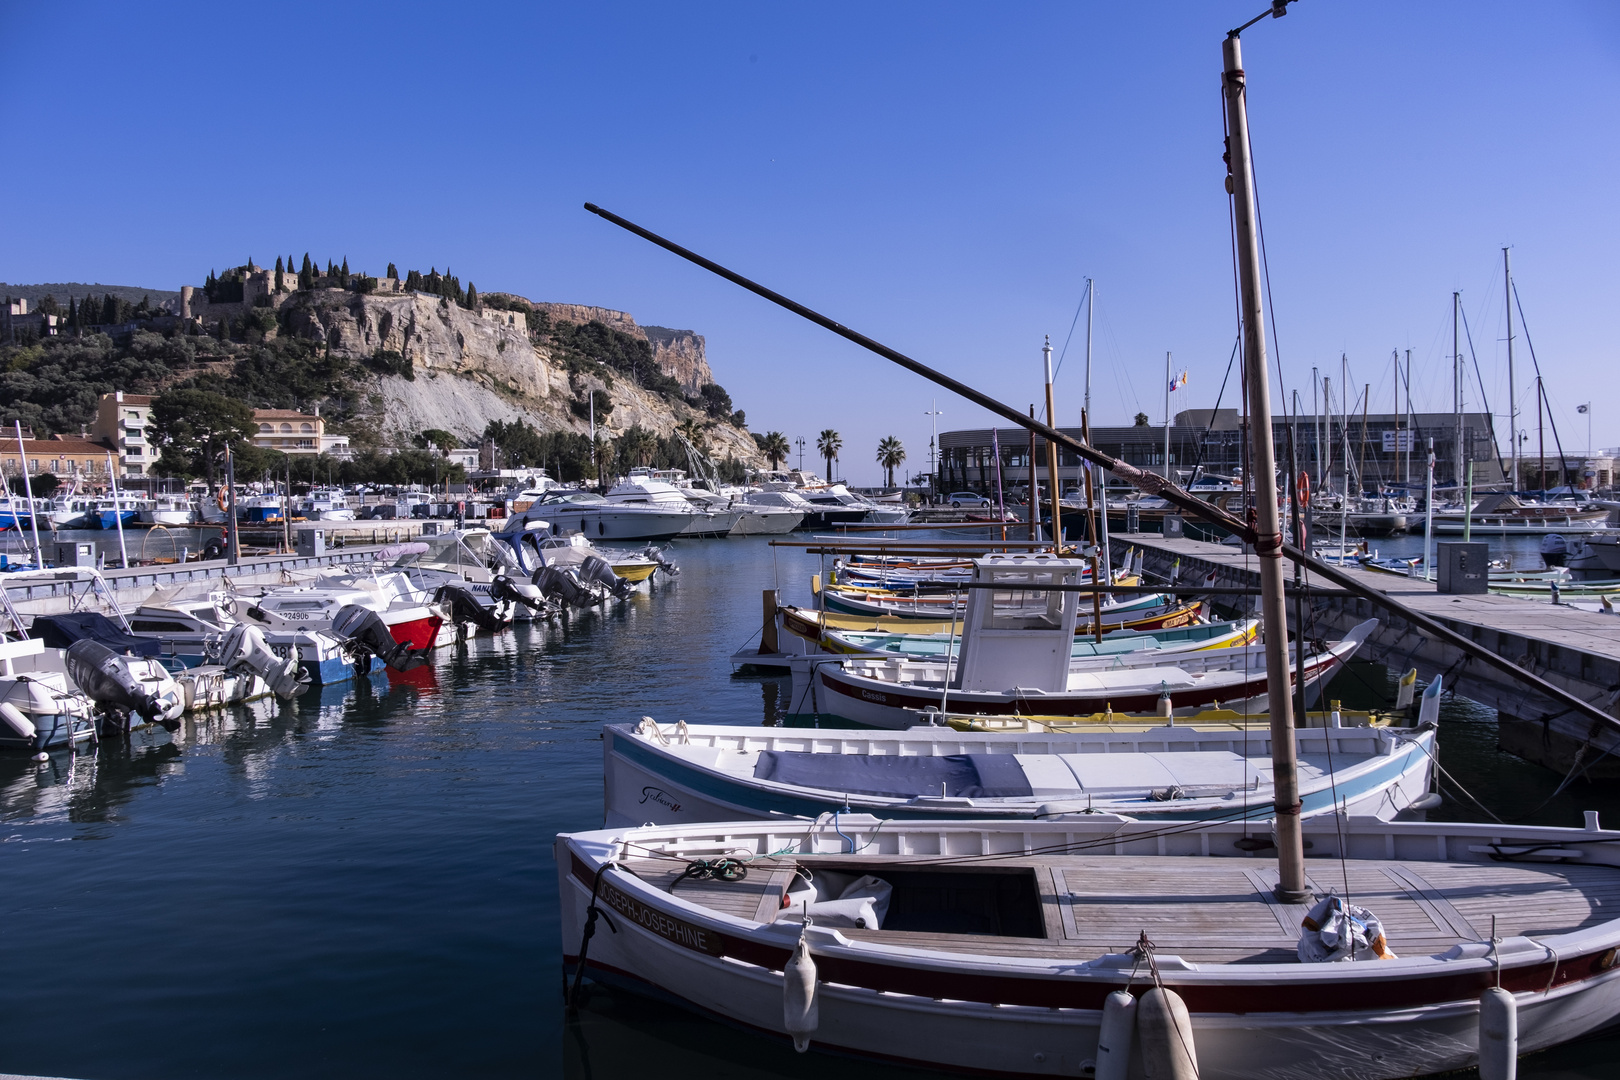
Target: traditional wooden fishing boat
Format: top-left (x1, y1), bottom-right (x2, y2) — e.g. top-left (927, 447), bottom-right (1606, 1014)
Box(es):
top-left (802, 614), bottom-right (1257, 660)
top-left (818, 584), bottom-right (1192, 632)
top-left (783, 601), bottom-right (1205, 641)
top-left (558, 811), bottom-right (1620, 1079)
top-left (790, 552), bottom-right (1371, 728)
top-left (602, 681), bottom-right (1438, 825)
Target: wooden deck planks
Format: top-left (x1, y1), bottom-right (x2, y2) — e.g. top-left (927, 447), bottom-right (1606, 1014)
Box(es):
top-left (640, 853), bottom-right (1620, 964)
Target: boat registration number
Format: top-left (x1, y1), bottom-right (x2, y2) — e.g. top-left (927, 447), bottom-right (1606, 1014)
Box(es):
top-left (600, 880), bottom-right (724, 956)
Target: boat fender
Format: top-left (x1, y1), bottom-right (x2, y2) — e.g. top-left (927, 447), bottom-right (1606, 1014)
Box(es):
top-left (1093, 989), bottom-right (1136, 1080)
top-left (1478, 986), bottom-right (1517, 1080)
top-left (1137, 986), bottom-right (1197, 1080)
top-left (1395, 668), bottom-right (1418, 709)
top-left (783, 925), bottom-right (819, 1053)
top-left (0, 700), bottom-right (36, 741)
top-left (1407, 792), bottom-right (1443, 812)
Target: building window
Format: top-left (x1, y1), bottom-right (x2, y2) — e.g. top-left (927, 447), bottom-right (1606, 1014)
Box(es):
top-left (300, 422), bottom-right (314, 433)
top-left (280, 423), bottom-right (292, 433)
top-left (127, 447), bottom-right (142, 456)
top-left (260, 424), bottom-right (273, 433)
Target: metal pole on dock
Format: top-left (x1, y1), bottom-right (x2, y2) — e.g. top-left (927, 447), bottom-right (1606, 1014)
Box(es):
top-left (1087, 280), bottom-right (1110, 580)
top-left (1028, 406), bottom-right (1040, 543)
top-left (1081, 408), bottom-right (1104, 642)
top-left (1162, 351), bottom-right (1172, 490)
top-left (1043, 338), bottom-right (1063, 546)
top-left (1223, 28), bottom-right (1307, 902)
top-left (226, 446), bottom-right (240, 566)
top-left (1464, 461), bottom-right (1474, 542)
top-left (1424, 437), bottom-right (1436, 580)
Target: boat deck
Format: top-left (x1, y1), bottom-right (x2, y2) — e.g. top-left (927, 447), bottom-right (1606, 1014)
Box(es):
top-left (622, 853), bottom-right (1620, 965)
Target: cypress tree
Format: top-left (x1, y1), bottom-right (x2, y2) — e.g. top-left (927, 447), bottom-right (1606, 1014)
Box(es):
top-left (101, 294), bottom-right (118, 325)
top-left (339, 257), bottom-right (349, 288)
top-left (274, 255), bottom-right (283, 273)
top-left (386, 263), bottom-right (398, 280)
top-left (218, 317), bottom-right (231, 342)
top-left (465, 282), bottom-right (478, 309)
top-left (67, 296), bottom-right (77, 327)
top-left (298, 253), bottom-right (314, 291)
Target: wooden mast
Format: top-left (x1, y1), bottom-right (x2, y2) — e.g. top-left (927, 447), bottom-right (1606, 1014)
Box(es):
top-left (1223, 27), bottom-right (1308, 901)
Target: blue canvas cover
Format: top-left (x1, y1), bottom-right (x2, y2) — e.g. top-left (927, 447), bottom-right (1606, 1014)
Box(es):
top-left (753, 751), bottom-right (1033, 799)
top-left (30, 613), bottom-right (163, 657)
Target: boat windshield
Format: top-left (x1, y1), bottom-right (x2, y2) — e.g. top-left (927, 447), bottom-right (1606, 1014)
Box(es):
top-left (539, 492), bottom-right (604, 505)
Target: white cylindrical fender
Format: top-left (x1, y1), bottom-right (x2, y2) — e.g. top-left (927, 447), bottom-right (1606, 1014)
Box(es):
top-left (1138, 987), bottom-right (1197, 1080)
top-left (1478, 986), bottom-right (1518, 1080)
top-left (1094, 989), bottom-right (1136, 1080)
top-left (0, 700), bottom-right (36, 741)
top-left (783, 932), bottom-right (819, 1053)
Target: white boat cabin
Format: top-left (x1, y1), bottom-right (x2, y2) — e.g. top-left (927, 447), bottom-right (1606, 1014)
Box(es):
top-left (955, 554), bottom-right (1085, 693)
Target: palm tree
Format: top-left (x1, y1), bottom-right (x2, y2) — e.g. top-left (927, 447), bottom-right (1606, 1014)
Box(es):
top-left (760, 431), bottom-right (790, 470)
top-left (816, 429), bottom-right (842, 482)
top-left (876, 436), bottom-right (906, 487)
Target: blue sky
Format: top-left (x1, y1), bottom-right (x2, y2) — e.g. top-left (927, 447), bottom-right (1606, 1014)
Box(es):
top-left (3, 1), bottom-right (1616, 484)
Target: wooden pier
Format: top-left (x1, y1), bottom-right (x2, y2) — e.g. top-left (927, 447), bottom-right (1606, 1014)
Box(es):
top-left (1114, 533), bottom-right (1620, 778)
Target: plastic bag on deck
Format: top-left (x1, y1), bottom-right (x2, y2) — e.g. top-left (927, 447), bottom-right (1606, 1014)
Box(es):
top-left (1298, 895), bottom-right (1395, 962)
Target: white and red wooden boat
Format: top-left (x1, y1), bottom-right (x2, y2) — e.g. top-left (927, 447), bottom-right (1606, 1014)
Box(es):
top-left (558, 812), bottom-right (1620, 1079)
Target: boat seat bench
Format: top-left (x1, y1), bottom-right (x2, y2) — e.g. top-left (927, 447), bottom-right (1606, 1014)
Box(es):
top-left (618, 854), bottom-right (1620, 965)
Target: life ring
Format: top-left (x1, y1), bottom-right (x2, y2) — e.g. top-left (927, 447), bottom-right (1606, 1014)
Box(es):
top-left (217, 488), bottom-right (229, 512)
top-left (1296, 471), bottom-right (1311, 508)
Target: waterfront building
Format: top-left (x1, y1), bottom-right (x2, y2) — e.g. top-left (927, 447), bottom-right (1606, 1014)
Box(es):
top-left (90, 391), bottom-right (154, 477)
top-left (937, 409), bottom-right (1507, 496)
top-left (251, 409), bottom-right (352, 458)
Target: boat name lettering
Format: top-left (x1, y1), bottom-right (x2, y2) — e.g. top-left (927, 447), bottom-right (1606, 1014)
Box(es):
top-left (639, 786), bottom-right (682, 813)
top-left (859, 689), bottom-right (888, 703)
top-left (600, 881), bottom-right (723, 955)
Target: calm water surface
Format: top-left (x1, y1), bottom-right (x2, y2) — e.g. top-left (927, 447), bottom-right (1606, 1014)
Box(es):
top-left (1, 533), bottom-right (1616, 1079)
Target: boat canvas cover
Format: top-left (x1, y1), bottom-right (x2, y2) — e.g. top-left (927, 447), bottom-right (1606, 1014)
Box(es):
top-left (31, 613), bottom-right (162, 657)
top-left (754, 751), bottom-right (1034, 799)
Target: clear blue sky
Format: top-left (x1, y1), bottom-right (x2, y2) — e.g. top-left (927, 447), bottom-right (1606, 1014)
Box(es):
top-left (3, 1), bottom-right (1616, 484)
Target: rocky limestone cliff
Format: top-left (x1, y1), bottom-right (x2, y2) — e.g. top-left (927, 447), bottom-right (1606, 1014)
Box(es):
top-left (278, 289), bottom-right (759, 464)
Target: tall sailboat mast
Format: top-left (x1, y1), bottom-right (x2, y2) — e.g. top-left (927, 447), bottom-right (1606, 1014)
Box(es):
top-left (1505, 246), bottom-right (1517, 488)
top-left (1223, 27), bottom-right (1307, 901)
top-left (1085, 280), bottom-right (1109, 577)
top-left (1453, 291), bottom-right (1463, 488)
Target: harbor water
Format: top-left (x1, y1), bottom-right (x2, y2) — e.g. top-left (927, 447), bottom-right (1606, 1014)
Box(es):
top-left (1, 533), bottom-right (1617, 1078)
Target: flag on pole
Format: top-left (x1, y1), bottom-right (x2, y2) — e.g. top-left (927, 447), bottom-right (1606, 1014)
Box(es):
top-left (1168, 370), bottom-right (1188, 392)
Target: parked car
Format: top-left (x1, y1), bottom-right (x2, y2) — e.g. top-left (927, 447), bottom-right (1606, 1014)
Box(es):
top-left (946, 491), bottom-right (993, 508)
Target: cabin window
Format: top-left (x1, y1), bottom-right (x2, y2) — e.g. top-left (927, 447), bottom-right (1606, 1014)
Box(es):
top-left (131, 620), bottom-right (195, 633)
top-left (985, 572), bottom-right (1071, 630)
top-left (800, 864), bottom-right (1044, 938)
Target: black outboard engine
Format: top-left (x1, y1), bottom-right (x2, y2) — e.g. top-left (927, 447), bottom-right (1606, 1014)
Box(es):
top-left (579, 554), bottom-right (634, 601)
top-left (489, 573), bottom-right (549, 614)
top-left (216, 624), bottom-right (309, 699)
top-left (64, 639), bottom-right (185, 732)
top-left (329, 605), bottom-right (431, 672)
top-left (642, 544), bottom-right (679, 577)
top-left (433, 583), bottom-right (508, 633)
top-left (1541, 533), bottom-right (1568, 568)
top-left (532, 565), bottom-right (598, 608)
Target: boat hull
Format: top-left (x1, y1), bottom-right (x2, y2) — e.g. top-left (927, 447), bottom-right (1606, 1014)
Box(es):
top-left (557, 817), bottom-right (1620, 1080)
top-left (600, 722), bottom-right (1435, 826)
top-left (539, 508), bottom-right (696, 542)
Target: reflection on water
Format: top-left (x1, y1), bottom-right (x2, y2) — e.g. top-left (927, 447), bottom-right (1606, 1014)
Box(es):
top-left (2, 535), bottom-right (1618, 1079)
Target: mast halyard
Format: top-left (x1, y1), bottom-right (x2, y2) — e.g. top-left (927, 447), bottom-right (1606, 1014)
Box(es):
top-left (1223, 27), bottom-right (1308, 901)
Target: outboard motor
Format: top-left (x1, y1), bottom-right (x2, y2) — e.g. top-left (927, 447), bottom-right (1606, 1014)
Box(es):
top-left (579, 554), bottom-right (635, 600)
top-left (642, 544), bottom-right (679, 577)
top-left (217, 624), bottom-right (309, 699)
top-left (64, 639), bottom-right (185, 731)
top-left (434, 583), bottom-right (508, 633)
top-left (489, 573), bottom-right (548, 614)
top-left (329, 605), bottom-right (431, 672)
top-left (532, 564), bottom-right (599, 608)
top-left (1541, 533), bottom-right (1568, 568)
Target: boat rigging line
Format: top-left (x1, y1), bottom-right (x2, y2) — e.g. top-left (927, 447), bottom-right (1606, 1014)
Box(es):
top-left (577, 206), bottom-right (1620, 742)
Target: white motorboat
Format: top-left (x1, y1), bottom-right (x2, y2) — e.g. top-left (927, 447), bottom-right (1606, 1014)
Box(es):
top-left (603, 677), bottom-right (1439, 825)
top-left (531, 490), bottom-right (695, 542)
top-left (299, 488), bottom-right (356, 521)
top-left (799, 483), bottom-right (910, 525)
top-left (0, 636), bottom-right (98, 751)
top-left (139, 492), bottom-right (196, 526)
top-left (245, 572), bottom-right (448, 652)
top-left (385, 529), bottom-right (550, 626)
top-left (738, 489), bottom-right (823, 530)
top-left (608, 470), bottom-right (739, 538)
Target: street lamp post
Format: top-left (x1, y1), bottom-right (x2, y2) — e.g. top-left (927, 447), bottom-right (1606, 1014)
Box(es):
top-left (794, 436), bottom-right (806, 472)
top-left (924, 399), bottom-right (943, 501)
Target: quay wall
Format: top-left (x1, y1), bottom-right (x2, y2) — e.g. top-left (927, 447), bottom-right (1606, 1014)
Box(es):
top-left (1113, 533), bottom-right (1620, 778)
